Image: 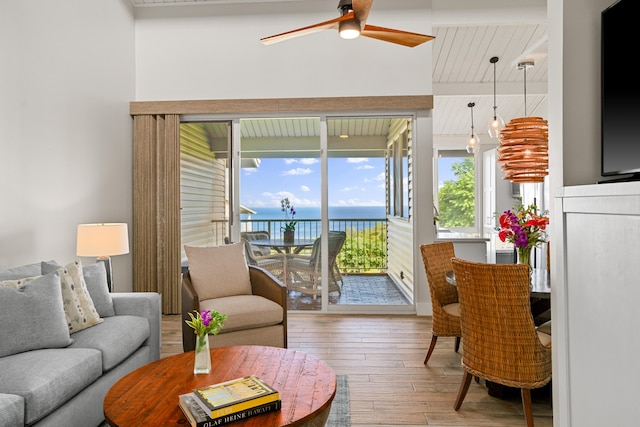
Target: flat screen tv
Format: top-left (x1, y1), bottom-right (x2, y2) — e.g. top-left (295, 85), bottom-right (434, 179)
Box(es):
top-left (600, 0), bottom-right (640, 182)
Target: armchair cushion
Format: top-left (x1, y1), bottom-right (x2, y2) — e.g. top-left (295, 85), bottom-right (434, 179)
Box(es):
top-left (185, 243), bottom-right (252, 299)
top-left (199, 295), bottom-right (284, 333)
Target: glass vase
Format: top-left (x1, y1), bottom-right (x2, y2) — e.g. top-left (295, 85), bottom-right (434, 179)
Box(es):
top-left (517, 246), bottom-right (533, 276)
top-left (193, 335), bottom-right (211, 374)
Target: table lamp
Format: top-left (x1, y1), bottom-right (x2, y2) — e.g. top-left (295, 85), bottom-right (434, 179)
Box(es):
top-left (77, 223), bottom-right (129, 292)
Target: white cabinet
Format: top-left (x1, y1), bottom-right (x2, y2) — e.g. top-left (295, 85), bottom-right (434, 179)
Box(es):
top-left (555, 182), bottom-right (640, 426)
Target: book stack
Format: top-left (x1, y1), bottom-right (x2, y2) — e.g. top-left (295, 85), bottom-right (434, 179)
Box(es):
top-left (178, 375), bottom-right (281, 427)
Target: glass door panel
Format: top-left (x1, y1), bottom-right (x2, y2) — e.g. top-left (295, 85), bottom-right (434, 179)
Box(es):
top-left (179, 121), bottom-right (231, 268)
top-left (239, 117), bottom-right (322, 310)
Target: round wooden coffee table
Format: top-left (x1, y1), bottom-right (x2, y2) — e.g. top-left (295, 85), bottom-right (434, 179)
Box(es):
top-left (104, 345), bottom-right (336, 427)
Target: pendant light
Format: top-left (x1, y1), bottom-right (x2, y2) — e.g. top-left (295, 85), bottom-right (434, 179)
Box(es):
top-left (497, 61), bottom-right (548, 183)
top-left (488, 56), bottom-right (505, 138)
top-left (466, 102), bottom-right (479, 154)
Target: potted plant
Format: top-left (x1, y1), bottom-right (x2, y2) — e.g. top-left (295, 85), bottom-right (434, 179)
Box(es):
top-left (280, 198), bottom-right (296, 243)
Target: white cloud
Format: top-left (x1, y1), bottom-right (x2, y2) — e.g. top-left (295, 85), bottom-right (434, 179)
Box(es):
top-left (347, 158), bottom-right (369, 163)
top-left (300, 185), bottom-right (310, 192)
top-left (357, 164), bottom-right (374, 170)
top-left (335, 198), bottom-right (384, 206)
top-left (282, 168), bottom-right (312, 176)
top-left (374, 172), bottom-right (385, 181)
top-left (299, 158), bottom-right (318, 165)
top-left (342, 186), bottom-right (360, 191)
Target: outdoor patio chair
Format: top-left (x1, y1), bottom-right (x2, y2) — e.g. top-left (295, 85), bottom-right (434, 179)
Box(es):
top-left (241, 230), bottom-right (272, 256)
top-left (240, 235), bottom-right (286, 282)
top-left (286, 232), bottom-right (345, 299)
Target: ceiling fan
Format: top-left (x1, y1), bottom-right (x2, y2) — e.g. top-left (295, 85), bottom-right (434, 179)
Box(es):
top-left (260, 0), bottom-right (435, 48)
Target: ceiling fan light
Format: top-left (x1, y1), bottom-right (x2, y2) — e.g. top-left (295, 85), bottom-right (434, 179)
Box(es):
top-left (339, 20), bottom-right (361, 39)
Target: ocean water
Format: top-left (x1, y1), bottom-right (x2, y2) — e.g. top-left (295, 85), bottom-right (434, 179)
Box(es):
top-left (241, 206), bottom-right (386, 237)
top-left (241, 206), bottom-right (386, 220)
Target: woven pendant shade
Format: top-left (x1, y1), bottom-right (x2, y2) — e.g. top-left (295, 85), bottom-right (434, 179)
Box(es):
top-left (497, 116), bottom-right (548, 183)
top-left (497, 60), bottom-right (548, 183)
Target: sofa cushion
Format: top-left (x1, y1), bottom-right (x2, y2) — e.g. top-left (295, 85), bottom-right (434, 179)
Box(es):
top-left (69, 315), bottom-right (150, 371)
top-left (0, 393), bottom-right (24, 427)
top-left (200, 295), bottom-right (283, 333)
top-left (0, 348), bottom-right (102, 425)
top-left (43, 260), bottom-right (115, 317)
top-left (0, 262), bottom-right (41, 280)
top-left (0, 272), bottom-right (73, 357)
top-left (185, 243), bottom-right (252, 299)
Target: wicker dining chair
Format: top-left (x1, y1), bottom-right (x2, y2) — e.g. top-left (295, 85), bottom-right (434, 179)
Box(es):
top-left (419, 242), bottom-right (461, 365)
top-left (450, 257), bottom-right (552, 427)
top-left (286, 232), bottom-right (345, 299)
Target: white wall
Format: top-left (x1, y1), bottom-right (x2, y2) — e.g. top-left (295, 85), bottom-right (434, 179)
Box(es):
top-left (0, 0), bottom-right (136, 288)
top-left (549, 0), bottom-right (638, 425)
top-left (134, 0), bottom-right (433, 100)
top-left (134, 0), bottom-right (436, 312)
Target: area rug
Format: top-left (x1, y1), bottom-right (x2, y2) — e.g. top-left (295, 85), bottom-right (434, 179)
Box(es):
top-left (100, 374), bottom-right (350, 426)
top-left (326, 374), bottom-right (351, 427)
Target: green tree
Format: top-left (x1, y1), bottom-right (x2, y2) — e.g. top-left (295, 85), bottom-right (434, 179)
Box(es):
top-left (338, 226), bottom-right (387, 273)
top-left (438, 157), bottom-right (475, 227)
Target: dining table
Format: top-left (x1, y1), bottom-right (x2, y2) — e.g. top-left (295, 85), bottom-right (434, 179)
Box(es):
top-left (250, 238), bottom-right (316, 255)
top-left (250, 238), bottom-right (316, 285)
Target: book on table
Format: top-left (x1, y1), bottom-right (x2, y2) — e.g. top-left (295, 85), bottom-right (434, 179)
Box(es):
top-left (178, 392), bottom-right (281, 427)
top-left (192, 375), bottom-right (280, 419)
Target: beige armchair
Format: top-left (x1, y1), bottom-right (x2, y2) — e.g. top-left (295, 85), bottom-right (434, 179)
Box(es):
top-left (182, 243), bottom-right (287, 352)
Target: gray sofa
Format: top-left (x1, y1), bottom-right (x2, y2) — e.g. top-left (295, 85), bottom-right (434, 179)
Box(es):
top-left (0, 260), bottom-right (161, 427)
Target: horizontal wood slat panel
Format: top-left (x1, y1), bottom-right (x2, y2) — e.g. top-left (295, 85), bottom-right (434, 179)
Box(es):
top-left (131, 96), bottom-right (433, 116)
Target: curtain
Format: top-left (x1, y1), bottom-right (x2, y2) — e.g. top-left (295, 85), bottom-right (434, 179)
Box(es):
top-left (133, 114), bottom-right (181, 314)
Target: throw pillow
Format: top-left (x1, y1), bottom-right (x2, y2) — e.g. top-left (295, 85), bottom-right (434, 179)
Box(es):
top-left (185, 243), bottom-right (252, 300)
top-left (0, 262), bottom-right (41, 280)
top-left (0, 272), bottom-right (73, 357)
top-left (81, 262), bottom-right (116, 317)
top-left (40, 260), bottom-right (104, 333)
top-left (58, 260), bottom-right (104, 333)
top-left (42, 260), bottom-right (115, 317)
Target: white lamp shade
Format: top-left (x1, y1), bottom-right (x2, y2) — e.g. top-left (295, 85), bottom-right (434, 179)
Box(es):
top-left (77, 223), bottom-right (130, 257)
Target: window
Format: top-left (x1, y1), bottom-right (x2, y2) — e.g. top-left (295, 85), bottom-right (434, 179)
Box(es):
top-left (387, 122), bottom-right (411, 219)
top-left (434, 149), bottom-right (476, 234)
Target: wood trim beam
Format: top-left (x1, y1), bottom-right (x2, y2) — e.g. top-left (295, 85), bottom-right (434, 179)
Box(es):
top-left (130, 95), bottom-right (433, 116)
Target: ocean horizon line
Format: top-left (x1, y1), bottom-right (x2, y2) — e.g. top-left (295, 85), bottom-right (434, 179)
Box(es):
top-left (241, 205), bottom-right (387, 220)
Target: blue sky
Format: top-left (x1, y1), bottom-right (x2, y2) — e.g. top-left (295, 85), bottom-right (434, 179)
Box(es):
top-left (240, 156), bottom-right (459, 209)
top-left (240, 157), bottom-right (386, 208)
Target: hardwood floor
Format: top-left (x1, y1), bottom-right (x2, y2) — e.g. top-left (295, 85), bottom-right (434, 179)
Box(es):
top-left (162, 313), bottom-right (553, 426)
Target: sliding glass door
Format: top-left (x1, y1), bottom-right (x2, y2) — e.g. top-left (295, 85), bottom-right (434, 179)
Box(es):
top-left (179, 115), bottom-right (416, 313)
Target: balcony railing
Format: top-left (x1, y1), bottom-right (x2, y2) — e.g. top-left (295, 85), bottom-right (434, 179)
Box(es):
top-left (241, 218), bottom-right (388, 274)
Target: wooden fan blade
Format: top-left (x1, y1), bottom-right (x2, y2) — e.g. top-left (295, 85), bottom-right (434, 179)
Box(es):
top-left (361, 24), bottom-right (435, 47)
top-left (261, 12), bottom-right (355, 45)
top-left (352, 0), bottom-right (374, 26)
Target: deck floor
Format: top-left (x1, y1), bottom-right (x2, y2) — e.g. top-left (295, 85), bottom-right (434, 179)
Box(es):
top-left (287, 274), bottom-right (411, 310)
